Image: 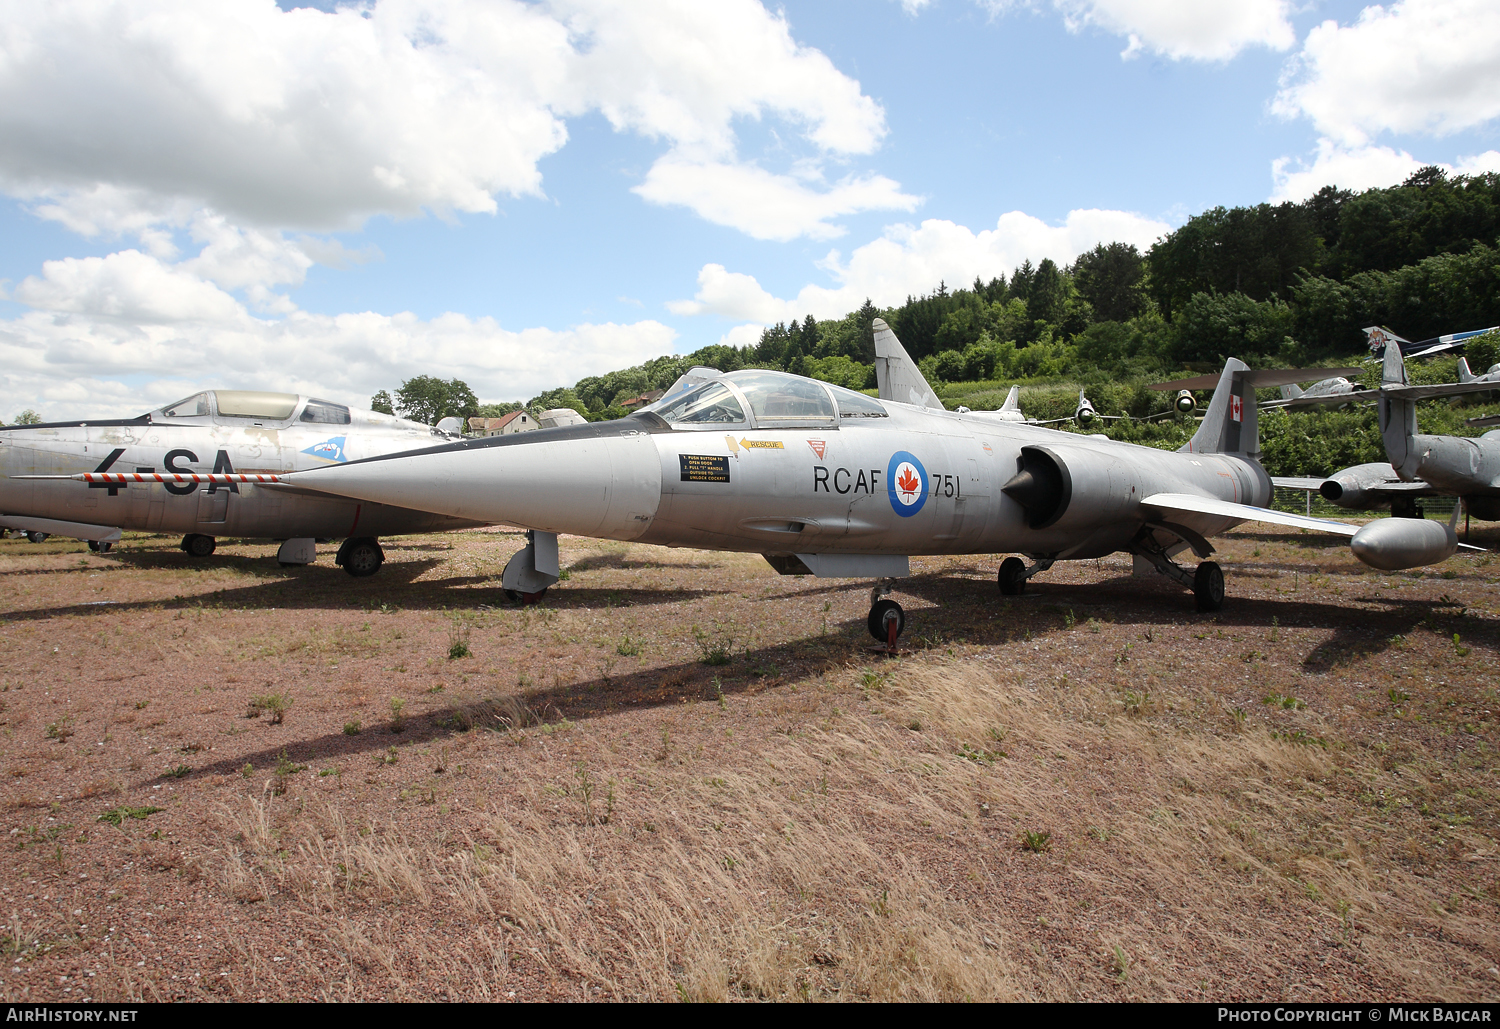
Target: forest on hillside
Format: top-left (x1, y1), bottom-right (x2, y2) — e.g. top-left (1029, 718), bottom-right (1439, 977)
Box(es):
top-left (393, 168), bottom-right (1500, 475)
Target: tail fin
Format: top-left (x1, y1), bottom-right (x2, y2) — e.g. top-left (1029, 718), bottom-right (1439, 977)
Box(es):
top-left (1279, 383), bottom-right (1304, 401)
top-left (999, 385), bottom-right (1021, 415)
top-left (872, 319), bottom-right (944, 411)
top-left (1180, 358), bottom-right (1255, 455)
top-left (1458, 357), bottom-right (1476, 383)
top-left (1378, 340), bottom-right (1418, 477)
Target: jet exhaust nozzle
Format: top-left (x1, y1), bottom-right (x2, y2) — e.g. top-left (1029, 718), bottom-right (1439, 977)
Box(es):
top-left (1349, 518), bottom-right (1457, 571)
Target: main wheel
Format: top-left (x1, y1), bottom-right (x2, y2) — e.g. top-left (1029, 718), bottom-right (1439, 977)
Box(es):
top-left (504, 588), bottom-right (548, 604)
top-left (339, 537), bottom-right (384, 578)
top-left (867, 599), bottom-right (905, 642)
top-left (998, 556), bottom-right (1027, 595)
top-left (1193, 560), bottom-right (1225, 612)
top-left (25, 531), bottom-right (48, 544)
top-left (87, 540), bottom-right (113, 553)
top-left (182, 534), bottom-right (216, 558)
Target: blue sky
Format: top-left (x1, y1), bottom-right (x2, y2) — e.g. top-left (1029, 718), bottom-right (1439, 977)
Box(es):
top-left (1, 0), bottom-right (1497, 419)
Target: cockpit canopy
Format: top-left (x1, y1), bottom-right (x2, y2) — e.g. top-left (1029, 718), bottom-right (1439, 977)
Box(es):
top-left (641, 369), bottom-right (887, 429)
top-left (154, 391), bottom-right (353, 426)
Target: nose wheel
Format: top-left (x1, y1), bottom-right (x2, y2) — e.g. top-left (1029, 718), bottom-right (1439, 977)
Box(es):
top-left (866, 585), bottom-right (905, 654)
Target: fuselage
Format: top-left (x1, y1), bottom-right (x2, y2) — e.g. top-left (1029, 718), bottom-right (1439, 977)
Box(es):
top-left (0, 390), bottom-right (483, 539)
top-left (284, 371), bottom-right (1272, 563)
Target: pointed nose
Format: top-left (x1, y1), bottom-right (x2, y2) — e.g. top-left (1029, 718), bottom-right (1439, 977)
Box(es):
top-left (289, 431), bottom-right (663, 540)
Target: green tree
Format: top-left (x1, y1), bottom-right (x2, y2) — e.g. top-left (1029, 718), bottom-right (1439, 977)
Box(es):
top-left (369, 390), bottom-right (394, 415)
top-left (11, 409), bottom-right (42, 425)
top-left (1071, 242), bottom-right (1146, 322)
top-left (393, 376), bottom-right (478, 425)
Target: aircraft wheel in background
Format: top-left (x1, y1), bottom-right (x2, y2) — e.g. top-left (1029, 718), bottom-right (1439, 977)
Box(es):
top-left (867, 599), bottom-right (905, 643)
top-left (181, 534), bottom-right (216, 558)
top-left (998, 557), bottom-right (1027, 595)
top-left (504, 588), bottom-right (548, 604)
top-left (1193, 561), bottom-right (1225, 612)
top-left (87, 540), bottom-right (113, 553)
top-left (25, 531), bottom-right (48, 543)
top-left (338, 537), bottom-right (385, 577)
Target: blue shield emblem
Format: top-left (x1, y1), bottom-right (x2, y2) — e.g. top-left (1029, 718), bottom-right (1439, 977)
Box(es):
top-left (301, 436), bottom-right (347, 463)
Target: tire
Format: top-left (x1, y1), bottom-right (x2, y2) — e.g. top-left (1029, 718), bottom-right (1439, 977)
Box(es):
top-left (25, 531), bottom-right (48, 544)
top-left (339, 537), bottom-right (384, 578)
top-left (87, 540), bottom-right (113, 553)
top-left (182, 534), bottom-right (216, 558)
top-left (998, 556), bottom-right (1027, 595)
top-left (866, 599), bottom-right (905, 642)
top-left (1193, 560), bottom-right (1225, 613)
top-left (504, 588), bottom-right (548, 605)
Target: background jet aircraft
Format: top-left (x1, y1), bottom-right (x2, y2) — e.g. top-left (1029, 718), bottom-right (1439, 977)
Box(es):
top-left (2, 390), bottom-right (485, 574)
top-left (1365, 325), bottom-right (1500, 360)
top-left (259, 321), bottom-right (1467, 643)
top-left (1273, 345), bottom-right (1500, 519)
top-left (1263, 371), bottom-right (1367, 410)
top-left (975, 387), bottom-right (1195, 428)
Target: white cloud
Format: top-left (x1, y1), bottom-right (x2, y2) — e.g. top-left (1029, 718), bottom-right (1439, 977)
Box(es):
top-left (979, 0), bottom-right (1293, 60)
top-left (0, 0), bottom-right (896, 243)
top-left (670, 207), bottom-right (1171, 322)
top-left (1273, 0), bottom-right (1500, 146)
top-left (0, 245), bottom-right (676, 421)
top-left (1270, 139), bottom-right (1500, 202)
top-left (635, 157), bottom-right (919, 241)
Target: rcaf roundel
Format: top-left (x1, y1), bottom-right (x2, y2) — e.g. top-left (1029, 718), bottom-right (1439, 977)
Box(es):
top-left (887, 451), bottom-right (929, 517)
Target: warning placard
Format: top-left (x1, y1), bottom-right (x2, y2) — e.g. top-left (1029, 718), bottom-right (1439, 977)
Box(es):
top-left (680, 454), bottom-right (731, 483)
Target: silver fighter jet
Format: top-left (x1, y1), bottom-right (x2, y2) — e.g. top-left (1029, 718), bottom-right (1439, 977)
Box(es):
top-left (2, 390), bottom-right (485, 574)
top-left (235, 320), bottom-right (1472, 642)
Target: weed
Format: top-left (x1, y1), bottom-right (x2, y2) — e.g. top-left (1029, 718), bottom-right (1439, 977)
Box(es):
top-left (247, 692), bottom-right (290, 724)
top-left (133, 700), bottom-right (149, 710)
top-left (1388, 688), bottom-right (1410, 706)
top-left (714, 677), bottom-right (727, 710)
top-left (859, 669), bottom-right (888, 692)
top-left (1262, 692), bottom-right (1305, 711)
top-left (1063, 609), bottom-right (1076, 629)
top-left (1122, 689), bottom-right (1150, 716)
top-left (241, 763), bottom-right (252, 779)
top-left (163, 764), bottom-right (190, 779)
top-left (1268, 616), bottom-right (1279, 642)
top-left (959, 743), bottom-right (1004, 764)
top-left (1388, 633), bottom-right (1406, 650)
top-left (693, 625), bottom-right (734, 666)
top-left (447, 621), bottom-right (471, 660)
top-left (1232, 707), bottom-right (1247, 727)
top-left (388, 697), bottom-right (406, 733)
top-left (97, 806), bottom-right (161, 826)
top-left (382, 747), bottom-right (399, 765)
top-left (1021, 829), bottom-right (1052, 853)
top-left (343, 720), bottom-right (362, 736)
top-left (44, 715), bottom-right (74, 742)
top-left (1087, 616), bottom-right (1101, 633)
top-left (616, 635), bottom-right (642, 657)
top-left (1112, 945), bottom-right (1130, 983)
top-left (1453, 633), bottom-right (1471, 658)
top-left (1115, 642), bottom-right (1132, 665)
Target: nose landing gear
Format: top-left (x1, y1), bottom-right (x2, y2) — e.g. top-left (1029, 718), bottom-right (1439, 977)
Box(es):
top-left (866, 584), bottom-right (905, 655)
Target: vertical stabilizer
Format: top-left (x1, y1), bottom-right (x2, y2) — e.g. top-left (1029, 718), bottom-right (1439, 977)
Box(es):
top-left (1458, 357), bottom-right (1476, 383)
top-left (1180, 358), bottom-right (1255, 455)
top-left (1279, 383), bottom-right (1303, 401)
top-left (1379, 340), bottom-right (1419, 477)
top-left (999, 385), bottom-right (1021, 415)
top-left (873, 318), bottom-right (945, 411)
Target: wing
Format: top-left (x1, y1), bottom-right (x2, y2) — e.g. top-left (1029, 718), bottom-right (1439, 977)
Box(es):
top-left (1270, 476), bottom-right (1328, 491)
top-left (1141, 492), bottom-right (1361, 537)
top-left (1262, 390), bottom-right (1376, 409)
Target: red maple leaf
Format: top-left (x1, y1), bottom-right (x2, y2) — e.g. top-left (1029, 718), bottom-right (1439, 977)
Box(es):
top-left (898, 466), bottom-right (920, 494)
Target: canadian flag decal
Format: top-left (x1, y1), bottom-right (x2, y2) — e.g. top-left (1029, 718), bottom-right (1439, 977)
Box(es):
top-left (1230, 394), bottom-right (1242, 423)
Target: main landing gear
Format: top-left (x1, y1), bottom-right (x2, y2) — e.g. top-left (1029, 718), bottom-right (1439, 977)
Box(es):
top-left (997, 555), bottom-right (1054, 596)
top-left (995, 527), bottom-right (1226, 613)
top-left (181, 533), bottom-right (216, 557)
top-left (866, 584), bottom-right (905, 654)
top-left (336, 537), bottom-right (385, 578)
top-left (87, 540), bottom-right (113, 554)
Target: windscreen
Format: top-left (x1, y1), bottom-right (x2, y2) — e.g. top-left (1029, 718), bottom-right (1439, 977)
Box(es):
top-left (160, 393), bottom-right (210, 418)
top-left (830, 387), bottom-right (888, 420)
top-left (214, 391), bottom-right (299, 420)
top-left (653, 382), bottom-right (745, 425)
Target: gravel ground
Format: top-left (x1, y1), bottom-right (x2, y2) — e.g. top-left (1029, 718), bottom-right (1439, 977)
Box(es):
top-left (0, 523), bottom-right (1497, 1002)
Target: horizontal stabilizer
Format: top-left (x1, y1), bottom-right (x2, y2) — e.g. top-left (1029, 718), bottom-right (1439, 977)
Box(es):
top-left (1270, 477), bottom-right (1330, 492)
top-left (1151, 368), bottom-right (1363, 392)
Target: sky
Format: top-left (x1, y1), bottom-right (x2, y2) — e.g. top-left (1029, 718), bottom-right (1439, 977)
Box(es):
top-left (2, 0), bottom-right (1498, 420)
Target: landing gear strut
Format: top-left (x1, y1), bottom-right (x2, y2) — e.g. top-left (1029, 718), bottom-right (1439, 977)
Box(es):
top-left (866, 584), bottom-right (905, 654)
top-left (998, 555), bottom-right (1054, 595)
top-left (1130, 527), bottom-right (1224, 612)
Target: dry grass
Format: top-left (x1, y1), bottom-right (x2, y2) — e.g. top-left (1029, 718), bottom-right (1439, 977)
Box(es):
top-left (0, 526), bottom-right (1498, 1001)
